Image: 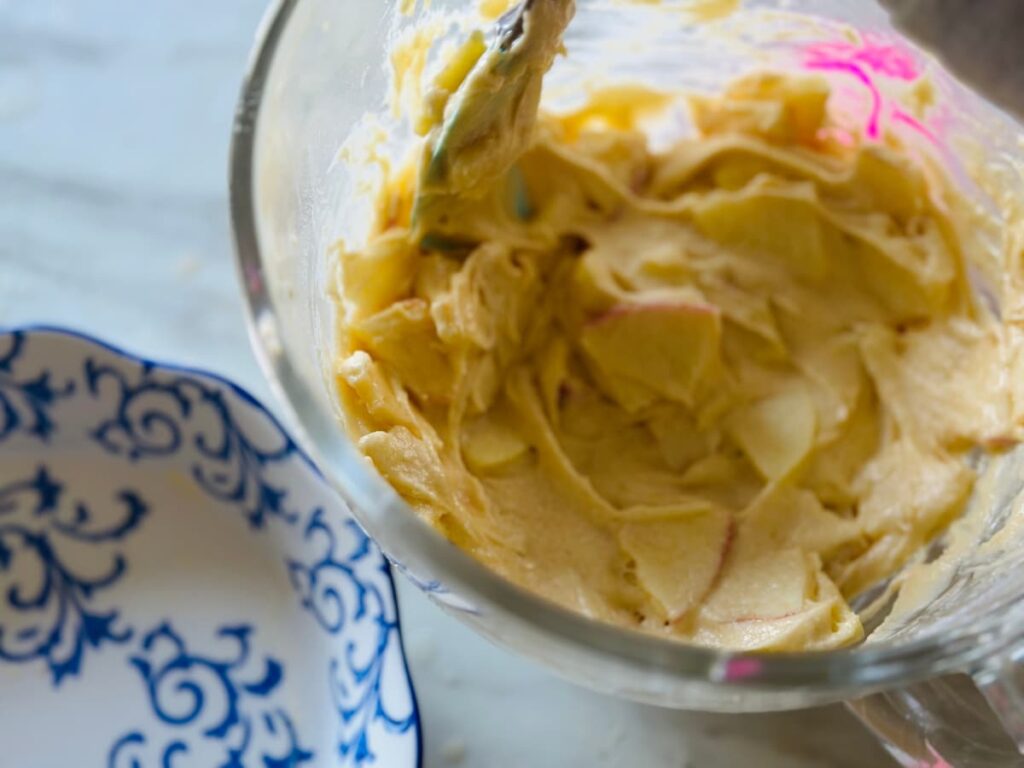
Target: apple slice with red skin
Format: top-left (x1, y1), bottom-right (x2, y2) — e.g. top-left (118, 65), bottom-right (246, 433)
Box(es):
top-left (703, 547), bottom-right (814, 623)
top-left (620, 507), bottom-right (734, 621)
top-left (697, 564), bottom-right (863, 650)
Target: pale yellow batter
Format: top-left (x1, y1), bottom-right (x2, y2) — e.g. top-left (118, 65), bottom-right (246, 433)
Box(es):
top-left (330, 7), bottom-right (1014, 650)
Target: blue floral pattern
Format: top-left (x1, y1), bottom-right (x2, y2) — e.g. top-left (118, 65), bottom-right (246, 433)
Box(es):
top-left (288, 509), bottom-right (418, 765)
top-left (107, 623), bottom-right (314, 768)
top-left (0, 466), bottom-right (146, 684)
top-left (0, 328), bottom-right (420, 767)
top-left (85, 358), bottom-right (299, 528)
top-left (0, 332), bottom-right (74, 443)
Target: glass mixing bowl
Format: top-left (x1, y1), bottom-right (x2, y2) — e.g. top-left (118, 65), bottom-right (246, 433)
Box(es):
top-left (230, 1), bottom-right (1024, 764)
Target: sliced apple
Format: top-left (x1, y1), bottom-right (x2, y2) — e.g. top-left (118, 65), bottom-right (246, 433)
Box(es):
top-left (567, 254), bottom-right (624, 323)
top-left (620, 508), bottom-right (733, 621)
top-left (855, 234), bottom-right (953, 320)
top-left (645, 405), bottom-right (710, 471)
top-left (616, 497), bottom-right (717, 522)
top-left (461, 410), bottom-right (530, 474)
top-left (831, 531), bottom-right (912, 599)
top-left (776, 308), bottom-right (865, 443)
top-left (693, 183), bottom-right (829, 282)
top-left (801, 388), bottom-right (882, 507)
top-left (580, 301), bottom-right (721, 409)
top-left (702, 280), bottom-right (786, 357)
top-left (696, 573), bottom-right (863, 651)
top-left (337, 229), bottom-right (418, 319)
top-left (742, 485), bottom-right (863, 559)
top-left (855, 437), bottom-right (975, 539)
top-left (850, 146), bottom-right (927, 221)
top-left (860, 321), bottom-right (1009, 450)
top-left (583, 365), bottom-right (659, 413)
top-left (703, 547), bottom-right (814, 622)
top-left (680, 453), bottom-right (742, 487)
top-left (413, 253), bottom-right (460, 304)
top-left (351, 299), bottom-right (454, 403)
top-left (728, 381), bottom-right (817, 481)
top-left (710, 152), bottom-right (777, 191)
top-left (359, 426), bottom-right (451, 515)
top-left (336, 350), bottom-right (419, 431)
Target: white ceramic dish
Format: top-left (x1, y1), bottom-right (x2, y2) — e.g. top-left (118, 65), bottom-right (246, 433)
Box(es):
top-left (0, 327), bottom-right (421, 768)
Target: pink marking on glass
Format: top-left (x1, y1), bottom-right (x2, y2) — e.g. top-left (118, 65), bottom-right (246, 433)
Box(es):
top-left (891, 108), bottom-right (941, 146)
top-left (805, 58), bottom-right (883, 139)
top-left (723, 657), bottom-right (763, 681)
top-left (804, 37), bottom-right (921, 81)
top-left (852, 40), bottom-right (920, 81)
top-left (919, 743), bottom-right (954, 768)
top-left (802, 37), bottom-right (927, 141)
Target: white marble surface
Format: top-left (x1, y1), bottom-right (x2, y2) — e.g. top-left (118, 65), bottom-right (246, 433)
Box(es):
top-left (0, 1), bottom-right (894, 765)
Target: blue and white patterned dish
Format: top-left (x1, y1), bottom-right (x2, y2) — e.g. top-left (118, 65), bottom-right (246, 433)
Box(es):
top-left (0, 327), bottom-right (421, 768)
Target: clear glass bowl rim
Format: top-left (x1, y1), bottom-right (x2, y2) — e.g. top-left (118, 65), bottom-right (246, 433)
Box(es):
top-left (228, 0), bottom-right (1024, 701)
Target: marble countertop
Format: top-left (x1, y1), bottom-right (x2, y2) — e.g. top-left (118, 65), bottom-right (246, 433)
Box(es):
top-left (0, 1), bottom-right (894, 765)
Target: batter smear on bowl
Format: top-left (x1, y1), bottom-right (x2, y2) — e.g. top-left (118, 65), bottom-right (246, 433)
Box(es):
top-left (330, 2), bottom-right (1014, 650)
